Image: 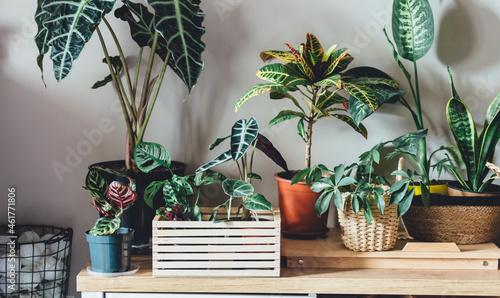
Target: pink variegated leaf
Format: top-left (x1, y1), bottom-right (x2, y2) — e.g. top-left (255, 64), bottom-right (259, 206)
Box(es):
top-left (107, 181), bottom-right (138, 209)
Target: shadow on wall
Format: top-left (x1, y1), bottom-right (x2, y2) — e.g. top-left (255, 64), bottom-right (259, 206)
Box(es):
top-left (437, 0), bottom-right (500, 70)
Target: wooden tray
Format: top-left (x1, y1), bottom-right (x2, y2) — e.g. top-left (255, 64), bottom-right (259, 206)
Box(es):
top-left (282, 228), bottom-right (500, 270)
top-left (153, 207), bottom-right (280, 277)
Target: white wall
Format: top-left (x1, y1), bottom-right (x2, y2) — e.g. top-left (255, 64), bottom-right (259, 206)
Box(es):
top-left (2, 0), bottom-right (500, 296)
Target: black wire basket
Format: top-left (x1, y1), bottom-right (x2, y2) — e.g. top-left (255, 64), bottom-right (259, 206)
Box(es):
top-left (0, 225), bottom-right (73, 298)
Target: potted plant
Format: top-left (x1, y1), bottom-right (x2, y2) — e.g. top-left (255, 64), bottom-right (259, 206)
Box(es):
top-left (83, 166), bottom-right (138, 273)
top-left (403, 67), bottom-right (500, 244)
top-left (311, 145), bottom-right (399, 251)
top-left (235, 33), bottom-right (399, 238)
top-left (132, 134), bottom-right (283, 277)
top-left (34, 0), bottom-right (206, 249)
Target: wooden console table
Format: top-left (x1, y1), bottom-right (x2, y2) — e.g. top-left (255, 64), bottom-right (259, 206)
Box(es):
top-left (77, 230), bottom-right (500, 297)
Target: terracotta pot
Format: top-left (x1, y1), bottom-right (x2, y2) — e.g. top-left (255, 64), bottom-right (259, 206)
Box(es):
top-left (90, 160), bottom-right (187, 252)
top-left (274, 172), bottom-right (329, 239)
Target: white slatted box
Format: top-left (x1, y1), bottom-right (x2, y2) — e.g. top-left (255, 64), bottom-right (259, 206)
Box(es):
top-left (152, 207), bottom-right (281, 277)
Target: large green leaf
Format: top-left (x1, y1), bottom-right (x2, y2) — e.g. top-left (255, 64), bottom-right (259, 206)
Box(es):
top-left (392, 0), bottom-right (434, 61)
top-left (134, 142), bottom-right (171, 173)
top-left (115, 0), bottom-right (172, 65)
top-left (222, 179), bottom-right (254, 197)
top-left (144, 180), bottom-right (167, 208)
top-left (235, 83), bottom-right (279, 112)
top-left (476, 109), bottom-right (500, 188)
top-left (305, 33), bottom-right (324, 59)
top-left (231, 117), bottom-right (259, 161)
top-left (147, 0), bottom-right (206, 93)
top-left (256, 63), bottom-right (292, 84)
top-left (36, 0), bottom-right (116, 81)
top-left (242, 193), bottom-right (273, 212)
top-left (269, 110), bottom-right (304, 127)
top-left (392, 129), bottom-right (428, 156)
top-left (343, 81), bottom-right (379, 111)
top-left (446, 98), bottom-right (478, 189)
top-left (195, 150), bottom-right (232, 173)
top-left (89, 217), bottom-right (121, 236)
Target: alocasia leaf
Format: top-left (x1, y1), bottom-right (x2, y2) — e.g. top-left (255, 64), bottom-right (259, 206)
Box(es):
top-left (222, 179), bottom-right (254, 198)
top-left (231, 117), bottom-right (259, 161)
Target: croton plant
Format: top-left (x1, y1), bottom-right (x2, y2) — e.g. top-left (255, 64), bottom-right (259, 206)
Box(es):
top-left (83, 167), bottom-right (138, 235)
top-left (235, 33), bottom-right (400, 170)
top-left (34, 0), bottom-right (206, 170)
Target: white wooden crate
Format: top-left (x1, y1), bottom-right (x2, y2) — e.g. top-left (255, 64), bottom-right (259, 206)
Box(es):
top-left (152, 207), bottom-right (281, 277)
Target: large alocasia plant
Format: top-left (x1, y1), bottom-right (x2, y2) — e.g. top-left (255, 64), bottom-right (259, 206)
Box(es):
top-left (235, 33), bottom-right (399, 169)
top-left (445, 68), bottom-right (500, 192)
top-left (83, 167), bottom-right (138, 235)
top-left (34, 0), bottom-right (206, 169)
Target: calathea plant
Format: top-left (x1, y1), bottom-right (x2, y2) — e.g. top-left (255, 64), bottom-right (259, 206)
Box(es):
top-left (34, 0), bottom-right (206, 170)
top-left (83, 167), bottom-right (138, 235)
top-left (196, 117), bottom-right (288, 220)
top-left (235, 33), bottom-right (399, 171)
top-left (444, 67), bottom-right (500, 192)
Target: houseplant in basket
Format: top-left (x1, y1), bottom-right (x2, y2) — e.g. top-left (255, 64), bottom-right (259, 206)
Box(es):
top-left (83, 166), bottom-right (138, 273)
top-left (403, 67), bottom-right (500, 244)
top-left (235, 32), bottom-right (399, 238)
top-left (133, 135), bottom-right (282, 277)
top-left (34, 0), bottom-right (206, 249)
top-left (311, 145), bottom-right (400, 251)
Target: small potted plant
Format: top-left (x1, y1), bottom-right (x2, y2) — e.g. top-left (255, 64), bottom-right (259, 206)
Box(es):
top-left (83, 167), bottom-right (138, 273)
top-left (235, 33), bottom-right (399, 238)
top-left (34, 0), bottom-right (206, 249)
top-left (311, 145), bottom-right (399, 251)
top-left (402, 67), bottom-right (500, 244)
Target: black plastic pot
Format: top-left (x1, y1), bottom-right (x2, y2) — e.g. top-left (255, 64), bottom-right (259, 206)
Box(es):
top-left (89, 160), bottom-right (187, 253)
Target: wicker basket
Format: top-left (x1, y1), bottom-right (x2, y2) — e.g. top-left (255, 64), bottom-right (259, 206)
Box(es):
top-left (338, 186), bottom-right (399, 252)
top-left (403, 203), bottom-right (500, 244)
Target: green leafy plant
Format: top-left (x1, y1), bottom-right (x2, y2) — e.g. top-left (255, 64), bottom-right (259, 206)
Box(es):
top-left (34, 0), bottom-right (206, 170)
top-left (369, 0), bottom-right (459, 207)
top-left (310, 146), bottom-right (393, 224)
top-left (196, 117), bottom-right (287, 220)
top-left (235, 33), bottom-right (399, 170)
top-left (83, 167), bottom-right (138, 235)
top-left (444, 67), bottom-right (500, 192)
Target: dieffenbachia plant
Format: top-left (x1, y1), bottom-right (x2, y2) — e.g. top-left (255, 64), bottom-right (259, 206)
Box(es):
top-left (196, 117), bottom-right (287, 220)
top-left (235, 33), bottom-right (399, 169)
top-left (34, 0), bottom-right (206, 170)
top-left (83, 167), bottom-right (138, 235)
top-left (445, 67), bottom-right (500, 192)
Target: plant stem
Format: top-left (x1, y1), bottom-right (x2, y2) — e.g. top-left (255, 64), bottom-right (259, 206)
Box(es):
top-left (133, 48), bottom-right (144, 98)
top-left (95, 26), bottom-right (135, 169)
top-left (137, 31), bottom-right (160, 127)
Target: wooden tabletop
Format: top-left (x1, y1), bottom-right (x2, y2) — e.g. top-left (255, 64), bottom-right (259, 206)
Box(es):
top-left (77, 253), bottom-right (500, 296)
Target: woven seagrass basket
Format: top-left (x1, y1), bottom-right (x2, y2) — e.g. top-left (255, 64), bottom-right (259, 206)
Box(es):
top-left (403, 191), bottom-right (500, 244)
top-left (338, 185), bottom-right (399, 252)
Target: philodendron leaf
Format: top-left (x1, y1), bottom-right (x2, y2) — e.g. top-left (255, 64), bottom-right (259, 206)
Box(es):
top-left (89, 217), bottom-right (121, 236)
top-left (195, 150), bottom-right (232, 173)
top-left (231, 117), bottom-right (259, 161)
top-left (134, 142), bottom-right (171, 172)
top-left (242, 193), bottom-right (272, 212)
top-left (107, 181), bottom-right (138, 209)
top-left (147, 0), bottom-right (206, 93)
top-left (222, 179), bottom-right (254, 198)
top-left (255, 133), bottom-right (289, 172)
top-left (392, 0), bottom-right (434, 62)
top-left (36, 0), bottom-right (116, 82)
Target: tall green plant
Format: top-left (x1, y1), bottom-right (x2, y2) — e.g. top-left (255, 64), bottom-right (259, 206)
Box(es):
top-left (235, 33), bottom-right (399, 169)
top-left (446, 68), bottom-right (500, 192)
top-left (34, 0), bottom-right (206, 169)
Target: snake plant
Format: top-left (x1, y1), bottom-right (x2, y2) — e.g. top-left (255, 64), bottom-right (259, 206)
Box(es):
top-left (235, 33), bottom-right (399, 170)
top-left (35, 0), bottom-right (206, 170)
top-left (446, 67), bottom-right (500, 192)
